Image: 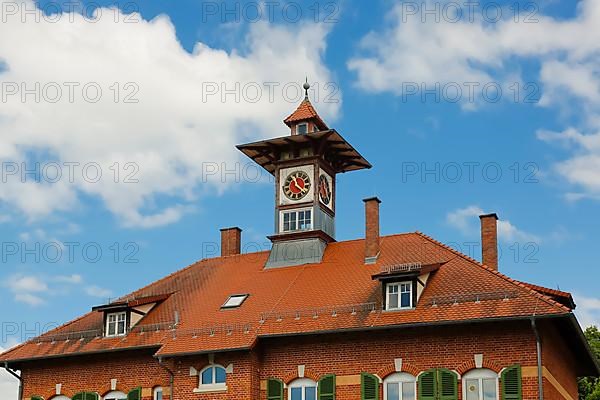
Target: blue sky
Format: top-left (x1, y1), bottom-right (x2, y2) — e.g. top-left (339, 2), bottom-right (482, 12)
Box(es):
top-left (1, 0), bottom-right (600, 394)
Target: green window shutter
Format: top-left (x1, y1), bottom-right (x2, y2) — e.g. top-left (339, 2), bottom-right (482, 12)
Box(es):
top-left (84, 393), bottom-right (99, 400)
top-left (501, 365), bottom-right (522, 400)
top-left (418, 369), bottom-right (437, 400)
top-left (127, 387), bottom-right (142, 400)
top-left (267, 378), bottom-right (284, 400)
top-left (72, 393), bottom-right (84, 400)
top-left (438, 369), bottom-right (458, 400)
top-left (361, 372), bottom-right (379, 400)
top-left (31, 396), bottom-right (43, 400)
top-left (318, 374), bottom-right (336, 400)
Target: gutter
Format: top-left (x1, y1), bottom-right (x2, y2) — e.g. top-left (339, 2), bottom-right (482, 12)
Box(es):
top-left (3, 363), bottom-right (23, 400)
top-left (531, 318), bottom-right (544, 400)
top-left (158, 357), bottom-right (175, 399)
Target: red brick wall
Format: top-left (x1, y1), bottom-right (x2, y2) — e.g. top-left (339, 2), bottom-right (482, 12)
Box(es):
top-left (21, 349), bottom-right (171, 399)
top-left (258, 321), bottom-right (539, 400)
top-left (19, 320), bottom-right (580, 400)
top-left (540, 320), bottom-right (579, 400)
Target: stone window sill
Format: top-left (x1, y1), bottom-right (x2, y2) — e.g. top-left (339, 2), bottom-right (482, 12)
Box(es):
top-left (193, 384), bottom-right (228, 393)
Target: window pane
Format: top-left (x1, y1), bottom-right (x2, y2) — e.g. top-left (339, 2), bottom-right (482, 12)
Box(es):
top-left (201, 367), bottom-right (213, 384)
top-left (402, 382), bottom-right (415, 400)
top-left (297, 124), bottom-right (308, 134)
top-left (305, 387), bottom-right (316, 400)
top-left (387, 382), bottom-right (399, 400)
top-left (215, 367), bottom-right (226, 384)
top-left (108, 322), bottom-right (116, 336)
top-left (466, 379), bottom-right (480, 400)
top-left (118, 313), bottom-right (126, 321)
top-left (291, 387), bottom-right (302, 400)
top-left (290, 213), bottom-right (297, 230)
top-left (482, 379), bottom-right (496, 400)
top-left (389, 293), bottom-right (399, 309)
top-left (108, 314), bottom-right (116, 323)
top-left (389, 285), bottom-right (398, 293)
top-left (400, 292), bottom-right (411, 308)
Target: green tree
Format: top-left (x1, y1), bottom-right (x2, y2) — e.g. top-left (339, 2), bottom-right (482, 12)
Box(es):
top-left (579, 326), bottom-right (600, 400)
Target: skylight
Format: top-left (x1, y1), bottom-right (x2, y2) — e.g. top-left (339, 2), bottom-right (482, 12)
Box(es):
top-left (222, 294), bottom-right (249, 309)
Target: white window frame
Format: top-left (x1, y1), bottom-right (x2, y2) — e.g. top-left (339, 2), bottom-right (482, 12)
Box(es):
top-left (194, 364), bottom-right (228, 393)
top-left (462, 368), bottom-right (499, 400)
top-left (222, 294), bottom-right (249, 308)
top-left (103, 391), bottom-right (127, 400)
top-left (153, 387), bottom-right (163, 400)
top-left (384, 372), bottom-right (417, 400)
top-left (105, 311), bottom-right (127, 337)
top-left (296, 123), bottom-right (309, 135)
top-left (280, 208), bottom-right (312, 232)
top-left (288, 378), bottom-right (317, 400)
top-left (386, 281), bottom-right (413, 310)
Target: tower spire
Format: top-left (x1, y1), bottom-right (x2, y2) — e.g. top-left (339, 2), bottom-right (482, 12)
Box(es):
top-left (303, 77), bottom-right (310, 100)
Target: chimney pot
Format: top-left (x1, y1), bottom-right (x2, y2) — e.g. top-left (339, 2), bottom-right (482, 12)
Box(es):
top-left (363, 197), bottom-right (381, 264)
top-left (479, 213), bottom-right (498, 270)
top-left (220, 227), bottom-right (242, 257)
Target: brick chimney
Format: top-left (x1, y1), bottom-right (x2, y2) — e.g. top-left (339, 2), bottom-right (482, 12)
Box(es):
top-left (363, 197), bottom-right (381, 264)
top-left (220, 227), bottom-right (242, 257)
top-left (479, 213), bottom-right (498, 270)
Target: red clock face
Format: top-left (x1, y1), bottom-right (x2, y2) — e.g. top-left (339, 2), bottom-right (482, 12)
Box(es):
top-left (283, 171), bottom-right (311, 200)
top-left (318, 174), bottom-right (331, 205)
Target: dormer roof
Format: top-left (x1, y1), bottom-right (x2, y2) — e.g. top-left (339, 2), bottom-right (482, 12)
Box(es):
top-left (283, 98), bottom-right (329, 131)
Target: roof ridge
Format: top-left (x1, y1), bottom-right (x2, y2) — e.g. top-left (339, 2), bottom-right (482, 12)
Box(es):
top-left (415, 231), bottom-right (571, 313)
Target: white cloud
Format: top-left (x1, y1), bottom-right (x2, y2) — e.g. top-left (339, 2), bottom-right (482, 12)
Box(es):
top-left (0, 0), bottom-right (338, 228)
top-left (348, 0), bottom-right (600, 111)
top-left (53, 274), bottom-right (83, 284)
top-left (348, 0), bottom-right (600, 200)
top-left (446, 205), bottom-right (485, 234)
top-left (574, 294), bottom-right (600, 329)
top-left (85, 285), bottom-right (112, 299)
top-left (446, 205), bottom-right (539, 243)
top-left (538, 127), bottom-right (600, 198)
top-left (5, 273), bottom-right (84, 305)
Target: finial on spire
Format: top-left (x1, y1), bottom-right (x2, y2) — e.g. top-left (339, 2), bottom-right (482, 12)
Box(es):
top-left (303, 77), bottom-right (310, 99)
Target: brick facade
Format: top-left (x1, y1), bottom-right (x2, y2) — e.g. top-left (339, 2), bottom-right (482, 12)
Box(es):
top-left (19, 320), bottom-right (580, 400)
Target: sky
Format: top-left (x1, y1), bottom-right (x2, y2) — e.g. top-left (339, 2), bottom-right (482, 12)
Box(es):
top-left (1, 0), bottom-right (600, 396)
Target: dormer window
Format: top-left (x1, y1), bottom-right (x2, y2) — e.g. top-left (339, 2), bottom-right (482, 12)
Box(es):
top-left (386, 281), bottom-right (413, 310)
top-left (106, 311), bottom-right (127, 337)
top-left (296, 123), bottom-right (308, 135)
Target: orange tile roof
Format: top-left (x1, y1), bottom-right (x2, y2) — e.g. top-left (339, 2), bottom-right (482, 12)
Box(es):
top-left (283, 99), bottom-right (329, 130)
top-left (0, 232), bottom-right (571, 363)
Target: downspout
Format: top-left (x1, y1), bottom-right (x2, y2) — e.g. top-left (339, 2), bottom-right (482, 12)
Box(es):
top-left (531, 318), bottom-right (544, 400)
top-left (3, 363), bottom-right (23, 400)
top-left (158, 357), bottom-right (175, 400)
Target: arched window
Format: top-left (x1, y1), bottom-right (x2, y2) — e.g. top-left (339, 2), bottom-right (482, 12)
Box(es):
top-left (288, 378), bottom-right (317, 400)
top-left (462, 368), bottom-right (499, 400)
top-left (51, 396), bottom-right (71, 400)
top-left (384, 372), bottom-right (416, 400)
top-left (195, 364), bottom-right (228, 392)
top-left (103, 391), bottom-right (127, 400)
top-left (153, 387), bottom-right (163, 400)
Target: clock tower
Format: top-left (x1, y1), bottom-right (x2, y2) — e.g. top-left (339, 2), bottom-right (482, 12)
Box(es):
top-left (237, 82), bottom-right (371, 268)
